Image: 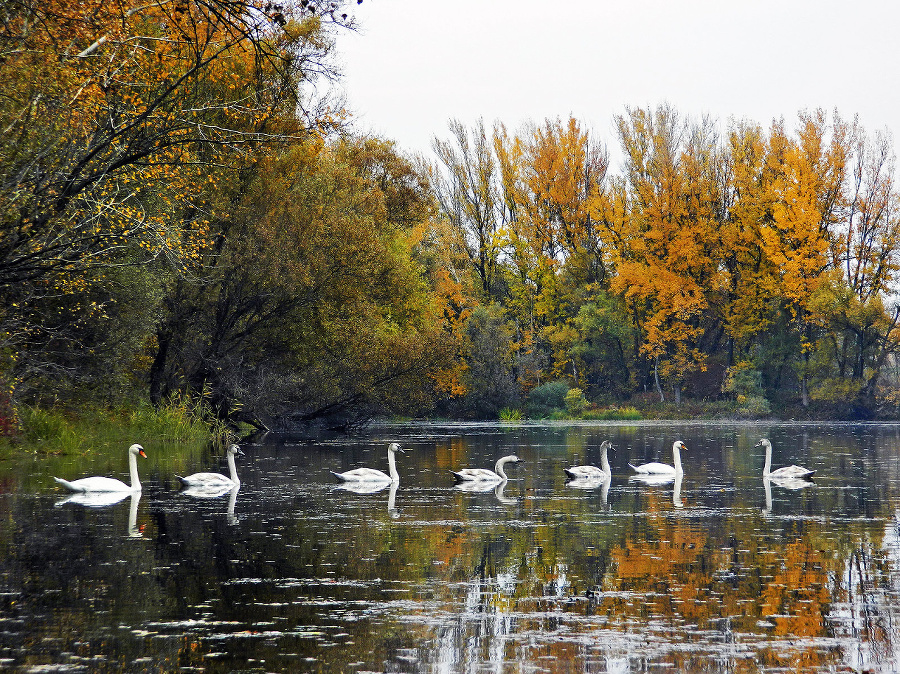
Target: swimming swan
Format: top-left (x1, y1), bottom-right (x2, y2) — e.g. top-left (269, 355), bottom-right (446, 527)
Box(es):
top-left (53, 443), bottom-right (147, 492)
top-left (629, 440), bottom-right (687, 475)
top-left (177, 443), bottom-right (243, 489)
top-left (756, 439), bottom-right (815, 479)
top-left (564, 440), bottom-right (613, 480)
top-left (451, 455), bottom-right (520, 483)
top-left (332, 442), bottom-right (404, 483)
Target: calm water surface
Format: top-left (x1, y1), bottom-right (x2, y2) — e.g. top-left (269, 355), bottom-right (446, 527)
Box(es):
top-left (2, 421), bottom-right (900, 672)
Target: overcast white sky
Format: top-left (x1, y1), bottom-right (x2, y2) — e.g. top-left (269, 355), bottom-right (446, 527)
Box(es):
top-left (336, 0), bottom-right (900, 169)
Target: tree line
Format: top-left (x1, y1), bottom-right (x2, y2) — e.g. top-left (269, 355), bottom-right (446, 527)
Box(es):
top-left (427, 111), bottom-right (900, 420)
top-left (2, 0), bottom-right (899, 430)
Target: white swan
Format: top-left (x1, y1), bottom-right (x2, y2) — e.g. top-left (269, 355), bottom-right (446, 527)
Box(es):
top-left (629, 440), bottom-right (687, 475)
top-left (332, 442), bottom-right (404, 483)
top-left (53, 443), bottom-right (147, 492)
top-left (177, 443), bottom-right (243, 489)
top-left (564, 440), bottom-right (613, 480)
top-left (451, 454), bottom-right (520, 483)
top-left (756, 439), bottom-right (815, 479)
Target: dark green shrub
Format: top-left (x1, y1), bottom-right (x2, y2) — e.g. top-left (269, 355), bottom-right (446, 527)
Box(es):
top-left (526, 380), bottom-right (570, 418)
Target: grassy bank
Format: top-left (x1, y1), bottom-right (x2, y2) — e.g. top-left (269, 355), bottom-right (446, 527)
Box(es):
top-left (0, 398), bottom-right (236, 493)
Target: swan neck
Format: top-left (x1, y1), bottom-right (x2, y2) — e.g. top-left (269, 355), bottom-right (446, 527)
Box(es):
top-left (387, 448), bottom-right (399, 482)
top-left (227, 451), bottom-right (240, 485)
top-left (600, 446), bottom-right (611, 474)
top-left (763, 443), bottom-right (772, 476)
top-left (129, 449), bottom-right (141, 490)
top-left (673, 445), bottom-right (683, 474)
top-left (495, 457), bottom-right (509, 480)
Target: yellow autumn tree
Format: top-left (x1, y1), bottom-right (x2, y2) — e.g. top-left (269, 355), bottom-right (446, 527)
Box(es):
top-left (608, 106), bottom-right (726, 402)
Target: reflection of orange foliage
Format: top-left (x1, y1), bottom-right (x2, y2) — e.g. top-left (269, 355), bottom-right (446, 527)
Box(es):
top-left (609, 510), bottom-right (721, 625)
top-left (760, 538), bottom-right (830, 637)
top-left (606, 501), bottom-right (831, 645)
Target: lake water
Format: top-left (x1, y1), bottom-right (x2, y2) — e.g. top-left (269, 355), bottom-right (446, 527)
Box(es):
top-left (3, 421), bottom-right (900, 672)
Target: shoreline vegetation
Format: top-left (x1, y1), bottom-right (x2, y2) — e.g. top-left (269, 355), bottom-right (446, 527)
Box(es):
top-left (4, 2), bottom-right (900, 443)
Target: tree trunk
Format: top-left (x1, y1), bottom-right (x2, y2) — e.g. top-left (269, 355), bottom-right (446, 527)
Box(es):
top-left (654, 355), bottom-right (665, 402)
top-left (148, 329), bottom-right (171, 407)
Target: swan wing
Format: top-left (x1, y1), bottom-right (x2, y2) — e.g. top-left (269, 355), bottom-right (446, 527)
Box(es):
top-left (769, 465), bottom-right (815, 479)
top-left (54, 476), bottom-right (132, 492)
top-left (177, 472), bottom-right (234, 488)
top-left (629, 462), bottom-right (675, 475)
top-left (452, 468), bottom-right (501, 482)
top-left (331, 468), bottom-right (391, 482)
top-left (564, 465), bottom-right (607, 479)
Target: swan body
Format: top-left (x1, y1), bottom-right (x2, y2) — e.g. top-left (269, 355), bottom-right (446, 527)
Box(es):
top-left (177, 444), bottom-right (243, 489)
top-left (53, 443), bottom-right (147, 493)
top-left (332, 443), bottom-right (404, 483)
top-left (564, 440), bottom-right (613, 480)
top-left (451, 454), bottom-right (520, 483)
top-left (756, 439), bottom-right (815, 479)
top-left (629, 441), bottom-right (687, 475)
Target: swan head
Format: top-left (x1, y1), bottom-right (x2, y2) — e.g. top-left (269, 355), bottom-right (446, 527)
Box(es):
top-left (227, 443), bottom-right (244, 456)
top-left (388, 442), bottom-right (404, 453)
top-left (599, 440), bottom-right (614, 452)
top-left (674, 441), bottom-right (687, 452)
top-left (129, 443), bottom-right (147, 459)
top-left (754, 438), bottom-right (771, 449)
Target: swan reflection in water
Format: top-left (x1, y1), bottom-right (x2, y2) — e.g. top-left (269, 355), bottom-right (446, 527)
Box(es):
top-left (565, 474), bottom-right (611, 509)
top-left (335, 480), bottom-right (400, 517)
top-left (629, 472), bottom-right (684, 508)
top-left (55, 491), bottom-right (146, 538)
top-left (55, 490), bottom-right (132, 507)
top-left (127, 492), bottom-right (143, 537)
top-left (763, 474), bottom-right (815, 515)
top-left (454, 478), bottom-right (518, 504)
top-left (179, 483), bottom-right (241, 524)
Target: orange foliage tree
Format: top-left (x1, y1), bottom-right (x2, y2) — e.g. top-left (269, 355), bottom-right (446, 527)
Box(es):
top-left (431, 106), bottom-right (900, 417)
top-left (0, 0), bottom-right (357, 401)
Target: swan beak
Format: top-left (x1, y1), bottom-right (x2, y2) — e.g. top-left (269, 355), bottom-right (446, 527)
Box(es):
top-left (138, 448), bottom-right (147, 459)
